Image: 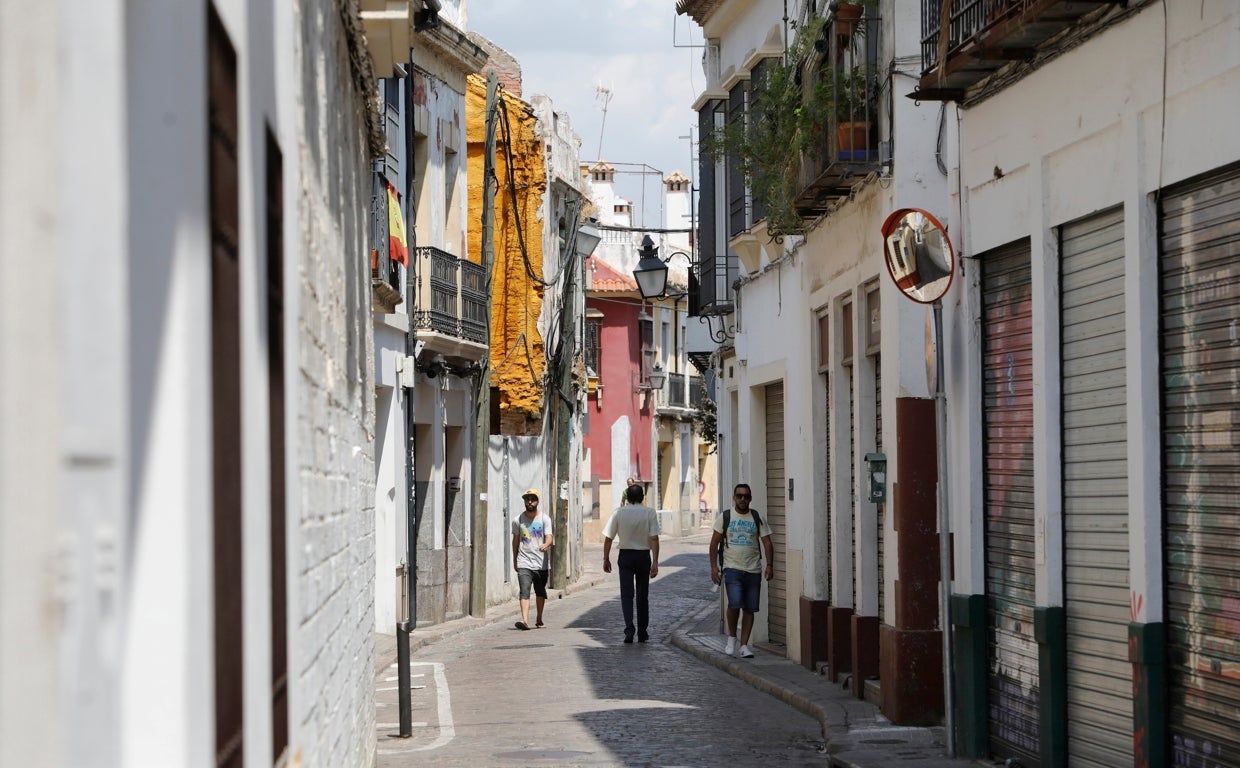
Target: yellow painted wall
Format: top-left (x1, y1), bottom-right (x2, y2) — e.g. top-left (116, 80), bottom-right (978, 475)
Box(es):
top-left (466, 75), bottom-right (548, 420)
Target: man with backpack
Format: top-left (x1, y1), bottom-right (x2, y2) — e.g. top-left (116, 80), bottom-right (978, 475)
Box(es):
top-left (709, 483), bottom-right (774, 658)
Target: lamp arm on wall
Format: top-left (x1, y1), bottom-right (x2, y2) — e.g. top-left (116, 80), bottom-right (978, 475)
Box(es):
top-left (700, 315), bottom-right (735, 343)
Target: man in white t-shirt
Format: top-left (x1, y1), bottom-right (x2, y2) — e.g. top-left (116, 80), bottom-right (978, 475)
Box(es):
top-left (602, 484), bottom-right (661, 643)
top-left (709, 482), bottom-right (774, 658)
top-left (511, 489), bottom-right (553, 630)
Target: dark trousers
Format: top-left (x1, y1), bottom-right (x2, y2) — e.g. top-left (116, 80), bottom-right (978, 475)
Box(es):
top-left (617, 549), bottom-right (652, 636)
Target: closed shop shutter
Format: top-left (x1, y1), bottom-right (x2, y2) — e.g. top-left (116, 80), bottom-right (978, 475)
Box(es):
top-left (981, 240), bottom-right (1040, 764)
top-left (766, 382), bottom-right (788, 645)
top-left (824, 374), bottom-right (833, 602)
top-left (849, 367), bottom-right (856, 610)
top-left (1061, 206), bottom-right (1132, 768)
top-left (1160, 164), bottom-right (1240, 767)
top-left (875, 355), bottom-right (884, 622)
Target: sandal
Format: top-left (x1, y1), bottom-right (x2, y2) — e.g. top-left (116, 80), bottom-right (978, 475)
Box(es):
top-left (515, 621), bottom-right (530, 631)
top-left (535, 620), bottom-right (545, 628)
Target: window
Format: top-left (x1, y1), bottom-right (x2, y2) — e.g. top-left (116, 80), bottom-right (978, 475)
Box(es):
top-left (817, 312), bottom-right (830, 373)
top-left (841, 298), bottom-right (854, 366)
top-left (584, 317), bottom-right (601, 377)
top-left (444, 145), bottom-right (459, 251)
top-left (660, 318), bottom-right (671, 370)
top-left (865, 284), bottom-right (880, 353)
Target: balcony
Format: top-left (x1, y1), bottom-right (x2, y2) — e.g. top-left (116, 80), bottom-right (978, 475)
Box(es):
top-left (412, 245), bottom-right (489, 361)
top-left (370, 168), bottom-right (404, 313)
top-left (793, 7), bottom-right (884, 217)
top-left (912, 0), bottom-right (1131, 102)
top-left (657, 371), bottom-right (705, 415)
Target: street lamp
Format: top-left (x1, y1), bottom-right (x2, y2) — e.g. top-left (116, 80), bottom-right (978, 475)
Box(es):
top-left (633, 235), bottom-right (670, 299)
top-left (576, 218), bottom-right (602, 259)
top-left (646, 362), bottom-right (667, 391)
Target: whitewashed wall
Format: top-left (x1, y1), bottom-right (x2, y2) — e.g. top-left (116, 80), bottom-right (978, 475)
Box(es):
top-left (2, 1), bottom-right (379, 766)
top-left (943, 1), bottom-right (1240, 611)
top-left (487, 436), bottom-right (550, 605)
top-left (710, 0), bottom-right (949, 657)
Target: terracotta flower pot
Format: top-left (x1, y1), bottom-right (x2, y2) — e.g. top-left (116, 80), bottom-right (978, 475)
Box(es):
top-left (834, 2), bottom-right (865, 41)
top-left (836, 120), bottom-right (873, 159)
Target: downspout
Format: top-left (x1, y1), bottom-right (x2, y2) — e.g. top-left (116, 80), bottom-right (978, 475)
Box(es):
top-left (470, 71), bottom-right (499, 616)
top-left (396, 59), bottom-right (419, 740)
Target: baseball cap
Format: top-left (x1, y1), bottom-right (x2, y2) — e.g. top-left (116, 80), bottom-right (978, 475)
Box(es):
top-left (521, 488), bottom-right (539, 500)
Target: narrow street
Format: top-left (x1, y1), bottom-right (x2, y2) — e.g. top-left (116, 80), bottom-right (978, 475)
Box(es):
top-left (374, 534), bottom-right (829, 767)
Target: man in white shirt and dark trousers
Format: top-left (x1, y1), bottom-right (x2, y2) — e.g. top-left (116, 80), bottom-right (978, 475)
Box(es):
top-left (602, 484), bottom-right (661, 643)
top-left (709, 482), bottom-right (774, 658)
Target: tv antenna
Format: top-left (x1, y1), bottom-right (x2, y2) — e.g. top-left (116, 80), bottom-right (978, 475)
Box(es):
top-left (594, 83), bottom-right (613, 160)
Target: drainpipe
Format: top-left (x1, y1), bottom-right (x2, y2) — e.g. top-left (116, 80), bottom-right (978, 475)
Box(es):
top-left (395, 58), bottom-right (421, 740)
top-left (470, 70), bottom-right (498, 616)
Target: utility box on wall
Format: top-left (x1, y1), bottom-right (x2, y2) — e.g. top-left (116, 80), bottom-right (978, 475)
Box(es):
top-left (864, 452), bottom-right (886, 503)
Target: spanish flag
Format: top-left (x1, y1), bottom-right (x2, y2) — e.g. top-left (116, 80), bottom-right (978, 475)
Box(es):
top-left (386, 181), bottom-right (408, 267)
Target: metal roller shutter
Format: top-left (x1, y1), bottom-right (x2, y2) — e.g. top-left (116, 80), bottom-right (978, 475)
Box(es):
top-left (824, 374), bottom-right (833, 602)
top-left (1160, 164), bottom-right (1240, 768)
top-left (1061, 206), bottom-right (1132, 768)
top-left (875, 355), bottom-right (884, 622)
top-left (849, 367), bottom-right (856, 610)
top-left (981, 241), bottom-right (1040, 764)
top-left (765, 383), bottom-right (788, 645)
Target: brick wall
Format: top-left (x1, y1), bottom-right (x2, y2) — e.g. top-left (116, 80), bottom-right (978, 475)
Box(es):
top-left (293, 0), bottom-right (378, 764)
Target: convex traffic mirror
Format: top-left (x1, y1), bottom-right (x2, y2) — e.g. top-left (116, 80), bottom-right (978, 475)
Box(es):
top-left (881, 208), bottom-right (955, 304)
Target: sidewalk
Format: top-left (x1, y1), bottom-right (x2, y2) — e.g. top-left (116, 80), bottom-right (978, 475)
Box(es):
top-left (669, 601), bottom-right (977, 768)
top-left (377, 533), bottom-right (977, 768)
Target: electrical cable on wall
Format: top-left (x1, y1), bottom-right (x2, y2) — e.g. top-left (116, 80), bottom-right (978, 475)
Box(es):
top-left (496, 97), bottom-right (579, 289)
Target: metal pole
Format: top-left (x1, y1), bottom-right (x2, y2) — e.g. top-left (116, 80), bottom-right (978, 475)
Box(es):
top-left (469, 70), bottom-right (498, 616)
top-left (933, 300), bottom-right (956, 756)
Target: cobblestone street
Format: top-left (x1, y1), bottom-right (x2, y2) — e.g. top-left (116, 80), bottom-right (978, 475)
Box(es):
top-left (374, 534), bottom-right (830, 767)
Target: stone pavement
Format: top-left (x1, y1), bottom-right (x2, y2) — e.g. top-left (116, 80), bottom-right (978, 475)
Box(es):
top-left (377, 531), bottom-right (980, 768)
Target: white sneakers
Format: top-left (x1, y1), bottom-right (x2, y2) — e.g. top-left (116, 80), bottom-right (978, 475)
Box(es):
top-left (723, 636), bottom-right (755, 658)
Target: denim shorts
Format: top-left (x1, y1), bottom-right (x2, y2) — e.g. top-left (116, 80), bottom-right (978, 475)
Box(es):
top-left (722, 568), bottom-right (762, 614)
top-left (516, 568), bottom-right (549, 599)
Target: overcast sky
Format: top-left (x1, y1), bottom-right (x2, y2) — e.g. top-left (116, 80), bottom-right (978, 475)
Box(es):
top-left (462, 0), bottom-right (706, 229)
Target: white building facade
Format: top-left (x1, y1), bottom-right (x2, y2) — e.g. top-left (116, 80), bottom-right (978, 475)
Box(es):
top-left (1, 1), bottom-right (383, 766)
top-left (922, 1), bottom-right (1240, 765)
top-left (364, 2), bottom-right (491, 636)
top-left (680, 0), bottom-right (952, 726)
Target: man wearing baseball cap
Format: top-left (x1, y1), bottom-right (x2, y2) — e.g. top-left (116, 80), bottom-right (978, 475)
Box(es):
top-left (511, 488), bottom-right (553, 630)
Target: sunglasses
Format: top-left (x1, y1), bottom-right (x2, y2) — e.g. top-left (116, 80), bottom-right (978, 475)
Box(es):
top-left (734, 493), bottom-right (752, 500)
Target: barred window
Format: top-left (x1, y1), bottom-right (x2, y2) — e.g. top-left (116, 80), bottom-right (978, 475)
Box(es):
top-left (584, 317), bottom-right (602, 377)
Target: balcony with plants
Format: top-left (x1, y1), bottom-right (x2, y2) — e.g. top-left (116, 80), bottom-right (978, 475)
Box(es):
top-left (700, 3), bottom-right (883, 235)
top-left (912, 0), bottom-right (1137, 103)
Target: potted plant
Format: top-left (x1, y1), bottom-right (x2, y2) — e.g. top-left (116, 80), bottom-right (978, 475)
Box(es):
top-left (699, 15), bottom-right (833, 235)
top-left (830, 64), bottom-right (876, 158)
top-left (831, 0), bottom-right (878, 46)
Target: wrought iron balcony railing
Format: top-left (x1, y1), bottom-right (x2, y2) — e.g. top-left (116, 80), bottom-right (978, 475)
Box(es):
top-left (412, 246), bottom-right (487, 344)
top-left (914, 0), bottom-right (1129, 101)
top-left (659, 372), bottom-right (704, 411)
top-left (794, 7), bottom-right (884, 217)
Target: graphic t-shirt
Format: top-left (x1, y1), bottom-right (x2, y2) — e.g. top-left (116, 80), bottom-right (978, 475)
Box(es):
top-left (512, 512), bottom-right (552, 571)
top-left (712, 510), bottom-right (772, 573)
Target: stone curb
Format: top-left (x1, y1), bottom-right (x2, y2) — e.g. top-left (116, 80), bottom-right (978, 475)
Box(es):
top-left (668, 603), bottom-right (831, 742)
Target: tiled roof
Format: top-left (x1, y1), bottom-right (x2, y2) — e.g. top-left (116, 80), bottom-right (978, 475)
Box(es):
top-left (587, 255), bottom-right (637, 292)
